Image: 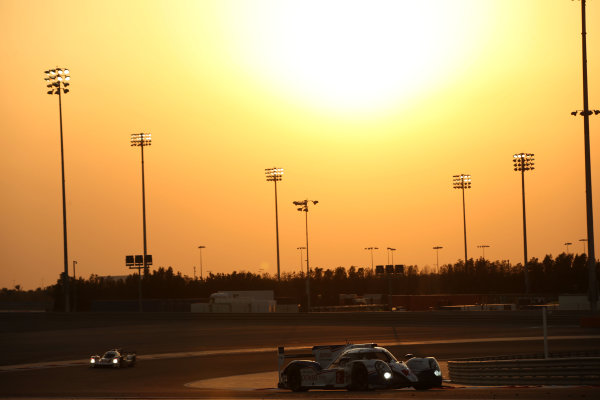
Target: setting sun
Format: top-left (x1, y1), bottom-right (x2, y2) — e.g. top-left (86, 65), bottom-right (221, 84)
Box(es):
top-left (219, 1), bottom-right (496, 114)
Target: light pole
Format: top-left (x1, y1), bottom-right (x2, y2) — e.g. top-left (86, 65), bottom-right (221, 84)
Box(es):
top-left (265, 167), bottom-right (284, 281)
top-left (453, 174), bottom-right (471, 264)
top-left (433, 246), bottom-right (443, 272)
top-left (297, 246), bottom-right (306, 273)
top-left (573, 0), bottom-right (598, 312)
top-left (72, 260), bottom-right (77, 312)
top-left (386, 247), bottom-right (396, 265)
top-left (44, 67), bottom-right (71, 312)
top-left (513, 153), bottom-right (534, 293)
top-left (477, 244), bottom-right (490, 259)
top-left (131, 133), bottom-right (152, 312)
top-left (198, 245), bottom-right (206, 280)
top-left (580, 238), bottom-right (588, 255)
top-left (293, 199), bottom-right (318, 312)
top-left (364, 247), bottom-right (379, 272)
top-left (564, 242), bottom-right (573, 254)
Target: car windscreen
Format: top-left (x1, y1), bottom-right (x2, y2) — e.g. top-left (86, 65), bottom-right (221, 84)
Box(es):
top-left (103, 352), bottom-right (117, 358)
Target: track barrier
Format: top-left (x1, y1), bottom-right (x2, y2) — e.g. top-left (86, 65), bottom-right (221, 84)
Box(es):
top-left (448, 351), bottom-right (600, 385)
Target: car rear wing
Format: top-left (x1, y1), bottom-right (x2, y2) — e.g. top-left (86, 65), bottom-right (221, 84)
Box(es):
top-left (277, 346), bottom-right (313, 377)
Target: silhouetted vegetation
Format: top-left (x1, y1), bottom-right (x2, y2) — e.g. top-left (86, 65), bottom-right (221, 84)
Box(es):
top-left (3, 253), bottom-right (597, 311)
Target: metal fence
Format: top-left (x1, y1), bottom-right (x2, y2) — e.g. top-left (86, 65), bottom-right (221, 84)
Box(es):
top-left (448, 353), bottom-right (600, 385)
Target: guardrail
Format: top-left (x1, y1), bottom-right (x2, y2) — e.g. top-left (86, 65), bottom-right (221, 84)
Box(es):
top-left (448, 353), bottom-right (600, 385)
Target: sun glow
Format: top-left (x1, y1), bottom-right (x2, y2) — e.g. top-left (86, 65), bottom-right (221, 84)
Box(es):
top-left (220, 0), bottom-right (494, 115)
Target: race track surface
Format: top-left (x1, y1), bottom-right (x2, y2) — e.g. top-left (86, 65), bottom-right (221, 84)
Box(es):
top-left (1, 311), bottom-right (599, 399)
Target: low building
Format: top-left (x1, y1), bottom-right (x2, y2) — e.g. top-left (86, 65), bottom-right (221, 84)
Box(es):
top-left (559, 294), bottom-right (599, 310)
top-left (191, 290), bottom-right (284, 313)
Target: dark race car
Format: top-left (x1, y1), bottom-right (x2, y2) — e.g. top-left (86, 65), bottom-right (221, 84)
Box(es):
top-left (90, 349), bottom-right (136, 368)
top-left (278, 343), bottom-right (442, 391)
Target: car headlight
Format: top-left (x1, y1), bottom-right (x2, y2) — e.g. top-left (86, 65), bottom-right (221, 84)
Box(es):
top-left (112, 358), bottom-right (118, 364)
top-left (90, 358), bottom-right (95, 364)
top-left (434, 369), bottom-right (442, 377)
top-left (375, 361), bottom-right (392, 379)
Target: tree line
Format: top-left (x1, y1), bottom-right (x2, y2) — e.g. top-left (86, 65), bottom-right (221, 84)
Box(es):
top-left (1, 253), bottom-right (596, 311)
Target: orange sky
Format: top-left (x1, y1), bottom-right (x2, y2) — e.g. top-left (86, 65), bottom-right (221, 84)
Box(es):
top-left (1, 0), bottom-right (599, 290)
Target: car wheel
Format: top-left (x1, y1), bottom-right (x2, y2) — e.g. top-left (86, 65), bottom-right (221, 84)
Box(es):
top-left (286, 366), bottom-right (308, 392)
top-left (348, 363), bottom-right (369, 391)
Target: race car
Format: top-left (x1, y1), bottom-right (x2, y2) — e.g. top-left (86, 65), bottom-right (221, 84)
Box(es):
top-left (89, 349), bottom-right (136, 368)
top-left (277, 343), bottom-right (442, 391)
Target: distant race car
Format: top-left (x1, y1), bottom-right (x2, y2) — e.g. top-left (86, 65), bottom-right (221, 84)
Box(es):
top-left (89, 349), bottom-right (136, 368)
top-left (278, 343), bottom-right (442, 391)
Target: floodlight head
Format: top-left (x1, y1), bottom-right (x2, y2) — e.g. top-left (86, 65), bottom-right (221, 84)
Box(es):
top-left (513, 153), bottom-right (535, 172)
top-left (44, 67), bottom-right (71, 94)
top-left (265, 167), bottom-right (283, 181)
top-left (130, 133), bottom-right (152, 146)
top-left (453, 174), bottom-right (472, 189)
top-left (571, 111), bottom-right (578, 116)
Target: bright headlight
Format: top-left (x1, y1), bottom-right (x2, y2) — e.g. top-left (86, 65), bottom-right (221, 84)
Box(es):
top-left (112, 358), bottom-right (118, 364)
top-left (90, 358), bottom-right (95, 364)
top-left (434, 370), bottom-right (442, 377)
top-left (375, 361), bottom-right (392, 379)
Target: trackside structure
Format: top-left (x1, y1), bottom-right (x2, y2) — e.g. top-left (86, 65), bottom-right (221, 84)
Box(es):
top-left (191, 290), bottom-right (299, 313)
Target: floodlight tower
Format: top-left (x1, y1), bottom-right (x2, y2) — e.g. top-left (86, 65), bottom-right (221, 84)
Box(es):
top-left (364, 247), bottom-right (379, 273)
top-left (386, 247), bottom-right (396, 265)
top-left (293, 199), bottom-right (318, 312)
top-left (572, 0), bottom-right (598, 312)
top-left (433, 246), bottom-right (443, 272)
top-left (265, 167), bottom-right (284, 281)
top-left (513, 153), bottom-right (534, 293)
top-left (579, 238), bottom-right (588, 255)
top-left (297, 246), bottom-right (306, 272)
top-left (131, 133), bottom-right (151, 311)
top-left (198, 245), bottom-right (206, 279)
top-left (477, 244), bottom-right (490, 259)
top-left (564, 242), bottom-right (573, 254)
top-left (44, 67), bottom-right (71, 312)
top-left (453, 174), bottom-right (471, 263)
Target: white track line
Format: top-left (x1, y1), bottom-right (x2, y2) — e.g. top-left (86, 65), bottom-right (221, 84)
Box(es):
top-left (2, 335), bottom-right (599, 372)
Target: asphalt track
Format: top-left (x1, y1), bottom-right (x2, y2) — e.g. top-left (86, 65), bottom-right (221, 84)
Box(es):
top-left (1, 311), bottom-right (599, 399)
